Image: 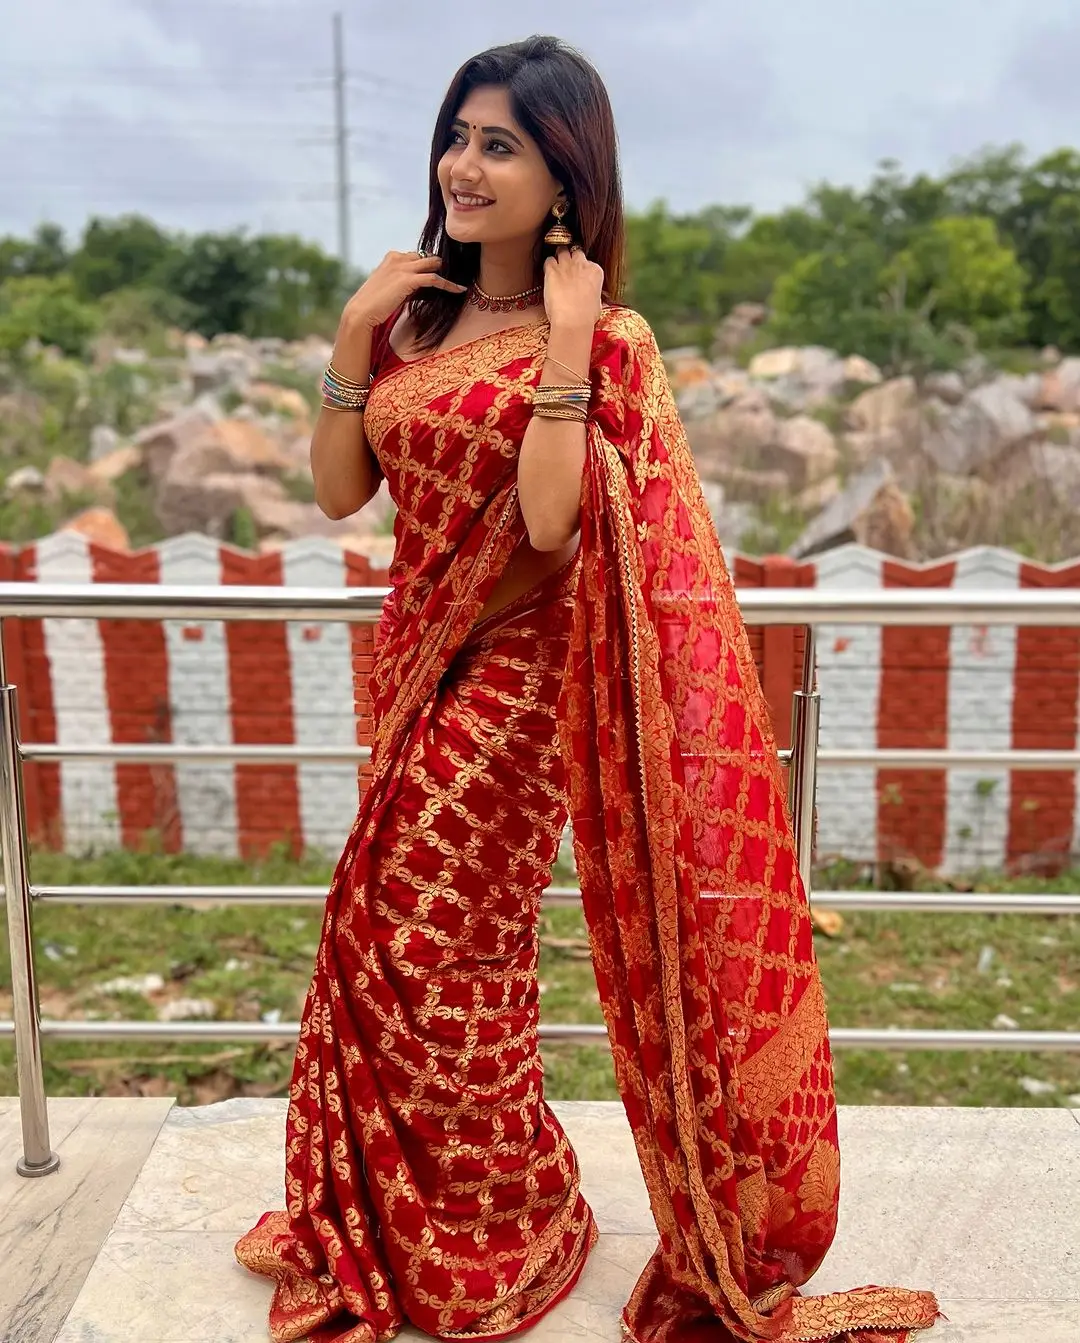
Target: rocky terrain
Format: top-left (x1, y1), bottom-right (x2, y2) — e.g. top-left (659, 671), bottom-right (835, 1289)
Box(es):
top-left (671, 302), bottom-right (1080, 560)
top-left (4, 306), bottom-right (1080, 562)
top-left (1, 328), bottom-right (395, 562)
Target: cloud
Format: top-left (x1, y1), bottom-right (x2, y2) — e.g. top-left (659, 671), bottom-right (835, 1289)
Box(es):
top-left (1, 0), bottom-right (1077, 266)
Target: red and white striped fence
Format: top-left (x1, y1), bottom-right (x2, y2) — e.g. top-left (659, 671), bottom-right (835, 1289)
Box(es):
top-left (4, 533), bottom-right (1079, 873)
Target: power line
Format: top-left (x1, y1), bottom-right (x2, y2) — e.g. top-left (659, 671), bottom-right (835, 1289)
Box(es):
top-left (0, 65), bottom-right (426, 97)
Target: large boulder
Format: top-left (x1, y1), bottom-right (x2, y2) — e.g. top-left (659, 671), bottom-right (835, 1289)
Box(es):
top-left (790, 458), bottom-right (915, 559)
top-left (188, 345), bottom-right (261, 395)
top-left (840, 428), bottom-right (905, 472)
top-left (754, 415), bottom-right (839, 492)
top-left (922, 381), bottom-right (1038, 475)
top-left (88, 445), bottom-right (142, 484)
top-left (136, 408), bottom-right (220, 484)
top-left (847, 376), bottom-right (919, 435)
top-left (62, 507), bottom-right (130, 551)
top-left (139, 412), bottom-right (291, 488)
top-left (711, 388), bottom-right (779, 459)
top-left (750, 345), bottom-right (848, 412)
top-left (710, 302), bottom-right (768, 359)
top-left (686, 391), bottom-right (773, 482)
top-left (1035, 357), bottom-right (1080, 413)
top-left (287, 334), bottom-right (335, 379)
top-left (155, 464), bottom-right (290, 539)
top-left (45, 455), bottom-right (109, 503)
top-left (718, 466), bottom-right (789, 505)
top-left (670, 353), bottom-right (725, 418)
top-left (841, 354), bottom-right (883, 386)
top-left (922, 370), bottom-right (965, 405)
top-left (212, 418), bottom-right (293, 474)
top-left (999, 441), bottom-right (1080, 510)
top-left (749, 347), bottom-right (804, 380)
top-left (244, 381), bottom-right (313, 427)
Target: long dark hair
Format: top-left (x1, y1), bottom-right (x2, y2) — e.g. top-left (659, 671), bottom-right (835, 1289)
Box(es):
top-left (410, 35), bottom-right (625, 350)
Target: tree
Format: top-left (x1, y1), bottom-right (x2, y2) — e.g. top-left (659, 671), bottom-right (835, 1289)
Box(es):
top-left (717, 208), bottom-right (825, 310)
top-left (156, 231), bottom-right (263, 338)
top-left (245, 234), bottom-right (346, 339)
top-left (768, 239), bottom-right (892, 356)
top-left (70, 215), bottom-right (175, 299)
top-left (625, 201), bottom-right (746, 347)
top-left (1034, 192), bottom-right (1080, 350)
top-left (886, 216), bottom-right (1027, 346)
top-left (0, 223), bottom-right (69, 282)
top-left (768, 239), bottom-right (965, 372)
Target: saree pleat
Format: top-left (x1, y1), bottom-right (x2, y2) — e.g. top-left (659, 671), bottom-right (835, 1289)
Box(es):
top-left (236, 309), bottom-right (937, 1343)
top-left (235, 329), bottom-right (596, 1342)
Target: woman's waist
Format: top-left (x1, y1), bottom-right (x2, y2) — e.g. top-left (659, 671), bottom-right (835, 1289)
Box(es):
top-left (473, 537), bottom-right (580, 629)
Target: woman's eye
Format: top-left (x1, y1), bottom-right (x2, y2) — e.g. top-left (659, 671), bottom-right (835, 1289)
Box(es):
top-left (487, 140), bottom-right (511, 154)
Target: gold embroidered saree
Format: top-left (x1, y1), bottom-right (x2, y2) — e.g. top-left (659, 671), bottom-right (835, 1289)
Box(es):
top-left (234, 307), bottom-right (939, 1343)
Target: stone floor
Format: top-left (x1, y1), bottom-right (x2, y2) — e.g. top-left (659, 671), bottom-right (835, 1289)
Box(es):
top-left (3, 1097), bottom-right (1078, 1342)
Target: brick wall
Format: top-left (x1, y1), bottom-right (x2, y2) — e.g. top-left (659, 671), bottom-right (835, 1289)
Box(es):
top-left (5, 533), bottom-right (1080, 874)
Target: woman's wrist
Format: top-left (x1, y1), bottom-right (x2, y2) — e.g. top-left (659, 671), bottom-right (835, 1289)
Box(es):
top-left (543, 322), bottom-right (594, 383)
top-left (331, 314), bottom-right (376, 382)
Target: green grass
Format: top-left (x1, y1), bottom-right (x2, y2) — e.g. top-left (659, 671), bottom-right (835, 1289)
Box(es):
top-left (1, 848), bottom-right (1077, 1107)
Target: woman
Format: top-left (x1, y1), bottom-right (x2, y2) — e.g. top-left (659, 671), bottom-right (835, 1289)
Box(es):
top-left (235, 35), bottom-right (938, 1343)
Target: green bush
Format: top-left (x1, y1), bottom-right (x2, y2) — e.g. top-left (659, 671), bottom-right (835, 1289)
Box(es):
top-left (0, 275), bottom-right (100, 358)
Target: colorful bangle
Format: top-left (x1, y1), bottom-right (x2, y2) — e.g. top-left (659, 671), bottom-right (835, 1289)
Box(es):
top-left (532, 381), bottom-right (590, 422)
top-left (321, 362), bottom-right (370, 411)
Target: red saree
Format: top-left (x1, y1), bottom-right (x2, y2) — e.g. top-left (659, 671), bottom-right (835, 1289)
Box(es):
top-left (235, 308), bottom-right (938, 1343)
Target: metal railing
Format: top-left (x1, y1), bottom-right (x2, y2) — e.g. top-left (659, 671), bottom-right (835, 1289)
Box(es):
top-left (2, 581), bottom-right (1079, 1177)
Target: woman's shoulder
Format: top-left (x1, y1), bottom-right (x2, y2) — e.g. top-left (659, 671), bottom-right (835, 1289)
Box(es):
top-left (596, 303), bottom-right (654, 347)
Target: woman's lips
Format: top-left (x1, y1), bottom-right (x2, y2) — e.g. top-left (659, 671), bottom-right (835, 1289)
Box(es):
top-left (451, 191), bottom-right (494, 212)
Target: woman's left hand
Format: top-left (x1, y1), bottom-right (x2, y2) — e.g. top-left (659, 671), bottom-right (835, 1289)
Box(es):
top-left (542, 247), bottom-right (604, 332)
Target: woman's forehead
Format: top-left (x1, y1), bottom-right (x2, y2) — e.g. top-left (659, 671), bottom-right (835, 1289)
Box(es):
top-left (456, 85), bottom-right (520, 129)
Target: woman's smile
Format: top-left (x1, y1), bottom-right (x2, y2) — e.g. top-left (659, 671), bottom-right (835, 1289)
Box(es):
top-left (450, 189), bottom-right (495, 211)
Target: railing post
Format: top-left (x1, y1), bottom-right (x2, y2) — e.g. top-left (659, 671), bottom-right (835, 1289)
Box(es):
top-left (787, 626), bottom-right (821, 900)
top-left (0, 654), bottom-right (60, 1177)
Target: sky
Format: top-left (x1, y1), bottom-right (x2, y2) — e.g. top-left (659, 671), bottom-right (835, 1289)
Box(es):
top-left (3, 0), bottom-right (1080, 270)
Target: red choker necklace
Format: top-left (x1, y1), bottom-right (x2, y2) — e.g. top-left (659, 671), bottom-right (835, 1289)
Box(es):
top-left (467, 282), bottom-right (543, 313)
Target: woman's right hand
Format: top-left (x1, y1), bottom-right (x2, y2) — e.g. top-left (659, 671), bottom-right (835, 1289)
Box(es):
top-left (342, 251), bottom-right (467, 331)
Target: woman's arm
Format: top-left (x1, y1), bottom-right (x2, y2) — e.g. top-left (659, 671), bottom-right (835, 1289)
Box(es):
top-left (312, 251), bottom-right (467, 520)
top-left (517, 248), bottom-right (605, 552)
top-left (311, 314), bottom-right (382, 520)
top-left (516, 319), bottom-right (593, 551)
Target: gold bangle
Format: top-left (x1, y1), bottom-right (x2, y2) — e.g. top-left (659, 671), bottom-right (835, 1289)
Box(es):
top-left (325, 360), bottom-right (368, 390)
top-left (533, 404), bottom-right (587, 422)
top-left (544, 353), bottom-right (589, 383)
top-left (321, 397), bottom-right (366, 413)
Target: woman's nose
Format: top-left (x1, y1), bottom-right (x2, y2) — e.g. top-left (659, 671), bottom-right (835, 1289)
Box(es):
top-left (453, 137), bottom-right (484, 182)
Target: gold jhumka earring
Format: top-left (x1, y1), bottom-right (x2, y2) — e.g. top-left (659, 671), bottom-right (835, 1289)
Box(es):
top-left (543, 200), bottom-right (573, 246)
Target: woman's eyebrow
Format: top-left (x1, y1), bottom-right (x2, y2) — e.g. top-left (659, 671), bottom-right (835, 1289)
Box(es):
top-left (451, 117), bottom-right (524, 148)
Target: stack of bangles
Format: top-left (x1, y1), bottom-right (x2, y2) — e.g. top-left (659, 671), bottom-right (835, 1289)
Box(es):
top-left (321, 362), bottom-right (370, 411)
top-left (531, 381), bottom-right (591, 423)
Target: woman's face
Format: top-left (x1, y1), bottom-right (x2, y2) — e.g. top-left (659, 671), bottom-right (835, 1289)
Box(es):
top-left (437, 85), bottom-right (564, 249)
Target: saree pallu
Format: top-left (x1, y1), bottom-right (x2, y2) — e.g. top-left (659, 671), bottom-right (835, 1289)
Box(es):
top-left (236, 310), bottom-right (938, 1343)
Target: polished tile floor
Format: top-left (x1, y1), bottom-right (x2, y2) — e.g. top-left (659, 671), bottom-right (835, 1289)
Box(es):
top-left (4, 1096), bottom-right (1076, 1342)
